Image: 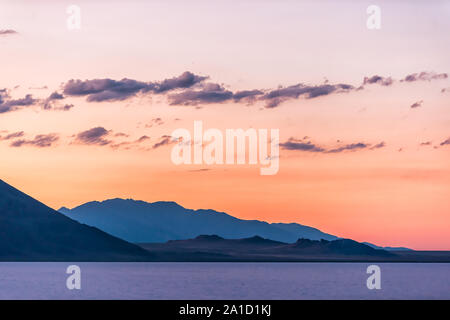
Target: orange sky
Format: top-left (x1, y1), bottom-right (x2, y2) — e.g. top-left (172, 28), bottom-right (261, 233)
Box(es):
top-left (1, 0), bottom-right (449, 249)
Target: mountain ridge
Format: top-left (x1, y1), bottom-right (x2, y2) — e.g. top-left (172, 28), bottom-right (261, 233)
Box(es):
top-left (59, 197), bottom-right (411, 250)
top-left (138, 235), bottom-right (408, 262)
top-left (59, 198), bottom-right (339, 244)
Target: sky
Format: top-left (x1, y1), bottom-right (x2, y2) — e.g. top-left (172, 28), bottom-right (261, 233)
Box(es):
top-left (1, 0), bottom-right (449, 250)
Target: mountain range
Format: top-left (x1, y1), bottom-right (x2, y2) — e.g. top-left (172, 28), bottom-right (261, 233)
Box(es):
top-left (139, 235), bottom-right (449, 262)
top-left (58, 198), bottom-right (409, 250)
top-left (1, 178), bottom-right (428, 262)
top-left (58, 199), bottom-right (338, 243)
top-left (139, 235), bottom-right (395, 262)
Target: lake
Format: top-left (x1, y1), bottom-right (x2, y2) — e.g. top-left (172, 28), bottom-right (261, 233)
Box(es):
top-left (0, 262), bottom-right (448, 299)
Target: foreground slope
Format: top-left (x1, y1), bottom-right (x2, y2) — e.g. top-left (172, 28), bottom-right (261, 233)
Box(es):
top-left (139, 235), bottom-right (400, 262)
top-left (139, 235), bottom-right (450, 262)
top-left (0, 180), bottom-right (151, 261)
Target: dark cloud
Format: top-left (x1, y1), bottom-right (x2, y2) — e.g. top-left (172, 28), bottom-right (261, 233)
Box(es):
top-left (232, 89), bottom-right (264, 103)
top-left (6, 70), bottom-right (446, 112)
top-left (361, 71), bottom-right (448, 89)
top-left (410, 100), bottom-right (423, 109)
top-left (154, 71), bottom-right (208, 93)
top-left (362, 75), bottom-right (394, 86)
top-left (169, 81), bottom-right (354, 107)
top-left (260, 83), bottom-right (354, 108)
top-left (10, 134), bottom-right (59, 148)
top-left (280, 138), bottom-right (385, 154)
top-left (63, 78), bottom-right (152, 102)
top-left (145, 117), bottom-right (164, 128)
top-left (60, 104), bottom-right (74, 111)
top-left (0, 90), bottom-right (37, 113)
top-left (110, 134), bottom-right (151, 150)
top-left (440, 137), bottom-right (450, 147)
top-left (401, 72), bottom-right (448, 82)
top-left (62, 71), bottom-right (207, 102)
top-left (136, 135), bottom-right (150, 143)
top-left (43, 91), bottom-right (65, 109)
top-left (114, 132), bottom-right (129, 137)
top-left (152, 135), bottom-right (174, 149)
top-left (420, 141), bottom-right (432, 146)
top-left (48, 91), bottom-right (64, 100)
top-left (279, 138), bottom-right (325, 152)
top-left (326, 142), bottom-right (368, 153)
top-left (370, 142), bottom-right (386, 149)
top-left (168, 83), bottom-right (234, 106)
top-left (0, 131), bottom-right (24, 140)
top-left (75, 127), bottom-right (111, 146)
top-left (0, 29), bottom-right (18, 36)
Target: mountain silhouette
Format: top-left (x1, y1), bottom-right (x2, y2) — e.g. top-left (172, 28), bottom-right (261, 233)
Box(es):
top-left (139, 235), bottom-right (396, 262)
top-left (0, 180), bottom-right (151, 261)
top-left (59, 198), bottom-right (338, 243)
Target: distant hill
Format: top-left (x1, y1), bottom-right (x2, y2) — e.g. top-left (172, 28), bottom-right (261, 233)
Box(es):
top-left (138, 235), bottom-right (399, 262)
top-left (362, 242), bottom-right (413, 251)
top-left (59, 198), bottom-right (338, 243)
top-left (0, 180), bottom-right (152, 261)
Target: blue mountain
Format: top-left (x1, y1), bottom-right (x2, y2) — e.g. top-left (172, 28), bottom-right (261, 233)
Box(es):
top-left (59, 198), bottom-right (339, 243)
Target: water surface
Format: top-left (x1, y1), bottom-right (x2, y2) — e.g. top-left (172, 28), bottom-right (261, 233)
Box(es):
top-left (0, 263), bottom-right (448, 299)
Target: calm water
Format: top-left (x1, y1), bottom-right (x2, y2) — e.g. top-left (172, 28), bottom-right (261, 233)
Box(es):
top-left (0, 263), bottom-right (448, 299)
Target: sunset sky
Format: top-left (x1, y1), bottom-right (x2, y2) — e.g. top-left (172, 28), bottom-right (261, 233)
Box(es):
top-left (1, 0), bottom-right (449, 250)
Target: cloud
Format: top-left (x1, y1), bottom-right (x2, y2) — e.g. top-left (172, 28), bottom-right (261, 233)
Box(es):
top-left (114, 132), bottom-right (129, 138)
top-left (168, 83), bottom-right (234, 106)
top-left (440, 137), bottom-right (450, 147)
top-left (279, 138), bottom-right (325, 152)
top-left (362, 75), bottom-right (394, 86)
top-left (6, 70), bottom-right (446, 112)
top-left (145, 117), bottom-right (164, 128)
top-left (152, 135), bottom-right (174, 149)
top-left (169, 82), bottom-right (354, 107)
top-left (0, 90), bottom-right (37, 113)
top-left (62, 71), bottom-right (207, 102)
top-left (260, 83), bottom-right (354, 108)
top-left (280, 137), bottom-right (385, 154)
top-left (370, 142), bottom-right (386, 149)
top-left (0, 131), bottom-right (24, 140)
top-left (154, 71), bottom-right (208, 93)
top-left (188, 168), bottom-right (211, 172)
top-left (326, 142), bottom-right (368, 153)
top-left (136, 135), bottom-right (150, 143)
top-left (401, 71), bottom-right (448, 82)
top-left (111, 134), bottom-right (151, 150)
top-left (42, 91), bottom-right (65, 110)
top-left (74, 127), bottom-right (111, 146)
top-left (10, 134), bottom-right (59, 148)
top-left (74, 127), bottom-right (152, 149)
top-left (0, 29), bottom-right (18, 36)
top-left (63, 78), bottom-right (152, 102)
top-left (410, 100), bottom-right (423, 109)
top-left (420, 141), bottom-right (432, 146)
top-left (60, 104), bottom-right (74, 111)
top-left (232, 89), bottom-right (264, 103)
top-left (361, 71), bottom-right (448, 89)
